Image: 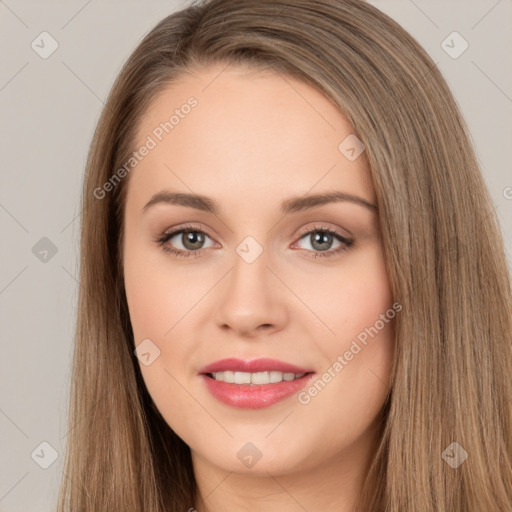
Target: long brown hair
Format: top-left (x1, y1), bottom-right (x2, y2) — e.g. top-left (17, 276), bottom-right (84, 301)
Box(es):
top-left (57, 0), bottom-right (512, 510)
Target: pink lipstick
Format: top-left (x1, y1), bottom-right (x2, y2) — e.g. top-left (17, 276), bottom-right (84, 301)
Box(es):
top-left (198, 358), bottom-right (315, 409)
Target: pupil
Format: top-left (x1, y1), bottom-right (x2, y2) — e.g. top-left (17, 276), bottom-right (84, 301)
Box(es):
top-left (183, 230), bottom-right (204, 250)
top-left (312, 231), bottom-right (332, 251)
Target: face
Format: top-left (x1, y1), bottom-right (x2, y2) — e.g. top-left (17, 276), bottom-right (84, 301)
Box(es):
top-left (122, 63), bottom-right (396, 479)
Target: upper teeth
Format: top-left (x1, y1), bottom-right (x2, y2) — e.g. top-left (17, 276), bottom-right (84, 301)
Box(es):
top-left (211, 371), bottom-right (305, 385)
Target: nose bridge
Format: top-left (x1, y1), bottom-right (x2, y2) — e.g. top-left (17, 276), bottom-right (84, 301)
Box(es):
top-left (213, 235), bottom-right (287, 336)
top-left (231, 239), bottom-right (268, 292)
top-left (227, 237), bottom-right (272, 306)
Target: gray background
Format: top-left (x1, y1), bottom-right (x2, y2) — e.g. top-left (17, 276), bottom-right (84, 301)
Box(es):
top-left (0, 1), bottom-right (511, 510)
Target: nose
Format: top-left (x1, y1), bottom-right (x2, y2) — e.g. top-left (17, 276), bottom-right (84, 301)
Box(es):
top-left (213, 247), bottom-right (289, 339)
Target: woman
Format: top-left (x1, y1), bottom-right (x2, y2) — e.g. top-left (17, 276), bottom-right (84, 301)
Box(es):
top-left (57, 0), bottom-right (512, 510)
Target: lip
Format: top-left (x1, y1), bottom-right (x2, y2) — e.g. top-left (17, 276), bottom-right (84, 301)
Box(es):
top-left (198, 358), bottom-right (316, 409)
top-left (198, 357), bottom-right (313, 374)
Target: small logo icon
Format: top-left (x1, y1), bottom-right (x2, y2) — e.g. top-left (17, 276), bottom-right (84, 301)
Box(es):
top-left (441, 32), bottom-right (469, 59)
top-left (32, 237), bottom-right (58, 263)
top-left (441, 441), bottom-right (468, 468)
top-left (236, 236), bottom-right (263, 264)
top-left (134, 338), bottom-right (161, 366)
top-left (237, 442), bottom-right (263, 468)
top-left (31, 441), bottom-right (59, 469)
top-left (31, 31), bottom-right (59, 59)
top-left (338, 134), bottom-right (365, 161)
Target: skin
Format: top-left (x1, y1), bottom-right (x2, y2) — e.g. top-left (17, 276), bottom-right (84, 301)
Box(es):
top-left (122, 63), bottom-right (396, 512)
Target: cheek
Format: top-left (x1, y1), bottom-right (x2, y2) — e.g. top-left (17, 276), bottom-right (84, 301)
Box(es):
top-left (122, 241), bottom-right (205, 435)
top-left (303, 244), bottom-right (395, 416)
top-left (301, 243), bottom-right (394, 344)
top-left (123, 236), bottom-right (205, 343)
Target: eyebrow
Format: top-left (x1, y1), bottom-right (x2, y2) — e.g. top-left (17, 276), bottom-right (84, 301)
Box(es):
top-left (142, 190), bottom-right (378, 215)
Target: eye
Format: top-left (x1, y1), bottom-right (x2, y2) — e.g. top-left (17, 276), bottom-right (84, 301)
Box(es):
top-left (292, 225), bottom-right (353, 258)
top-left (155, 224), bottom-right (216, 258)
top-left (155, 223), bottom-right (353, 259)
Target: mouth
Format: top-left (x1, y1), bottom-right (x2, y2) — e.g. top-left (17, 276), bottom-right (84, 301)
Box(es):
top-left (198, 358), bottom-right (316, 409)
top-left (204, 370), bottom-right (312, 385)
top-left (198, 357), bottom-right (313, 375)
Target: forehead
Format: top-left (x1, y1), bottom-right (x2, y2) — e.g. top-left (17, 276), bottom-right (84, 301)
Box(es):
top-left (128, 63), bottom-right (375, 211)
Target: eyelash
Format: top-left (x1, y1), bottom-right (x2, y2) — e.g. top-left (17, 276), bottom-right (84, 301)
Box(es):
top-left (154, 223), bottom-right (354, 259)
